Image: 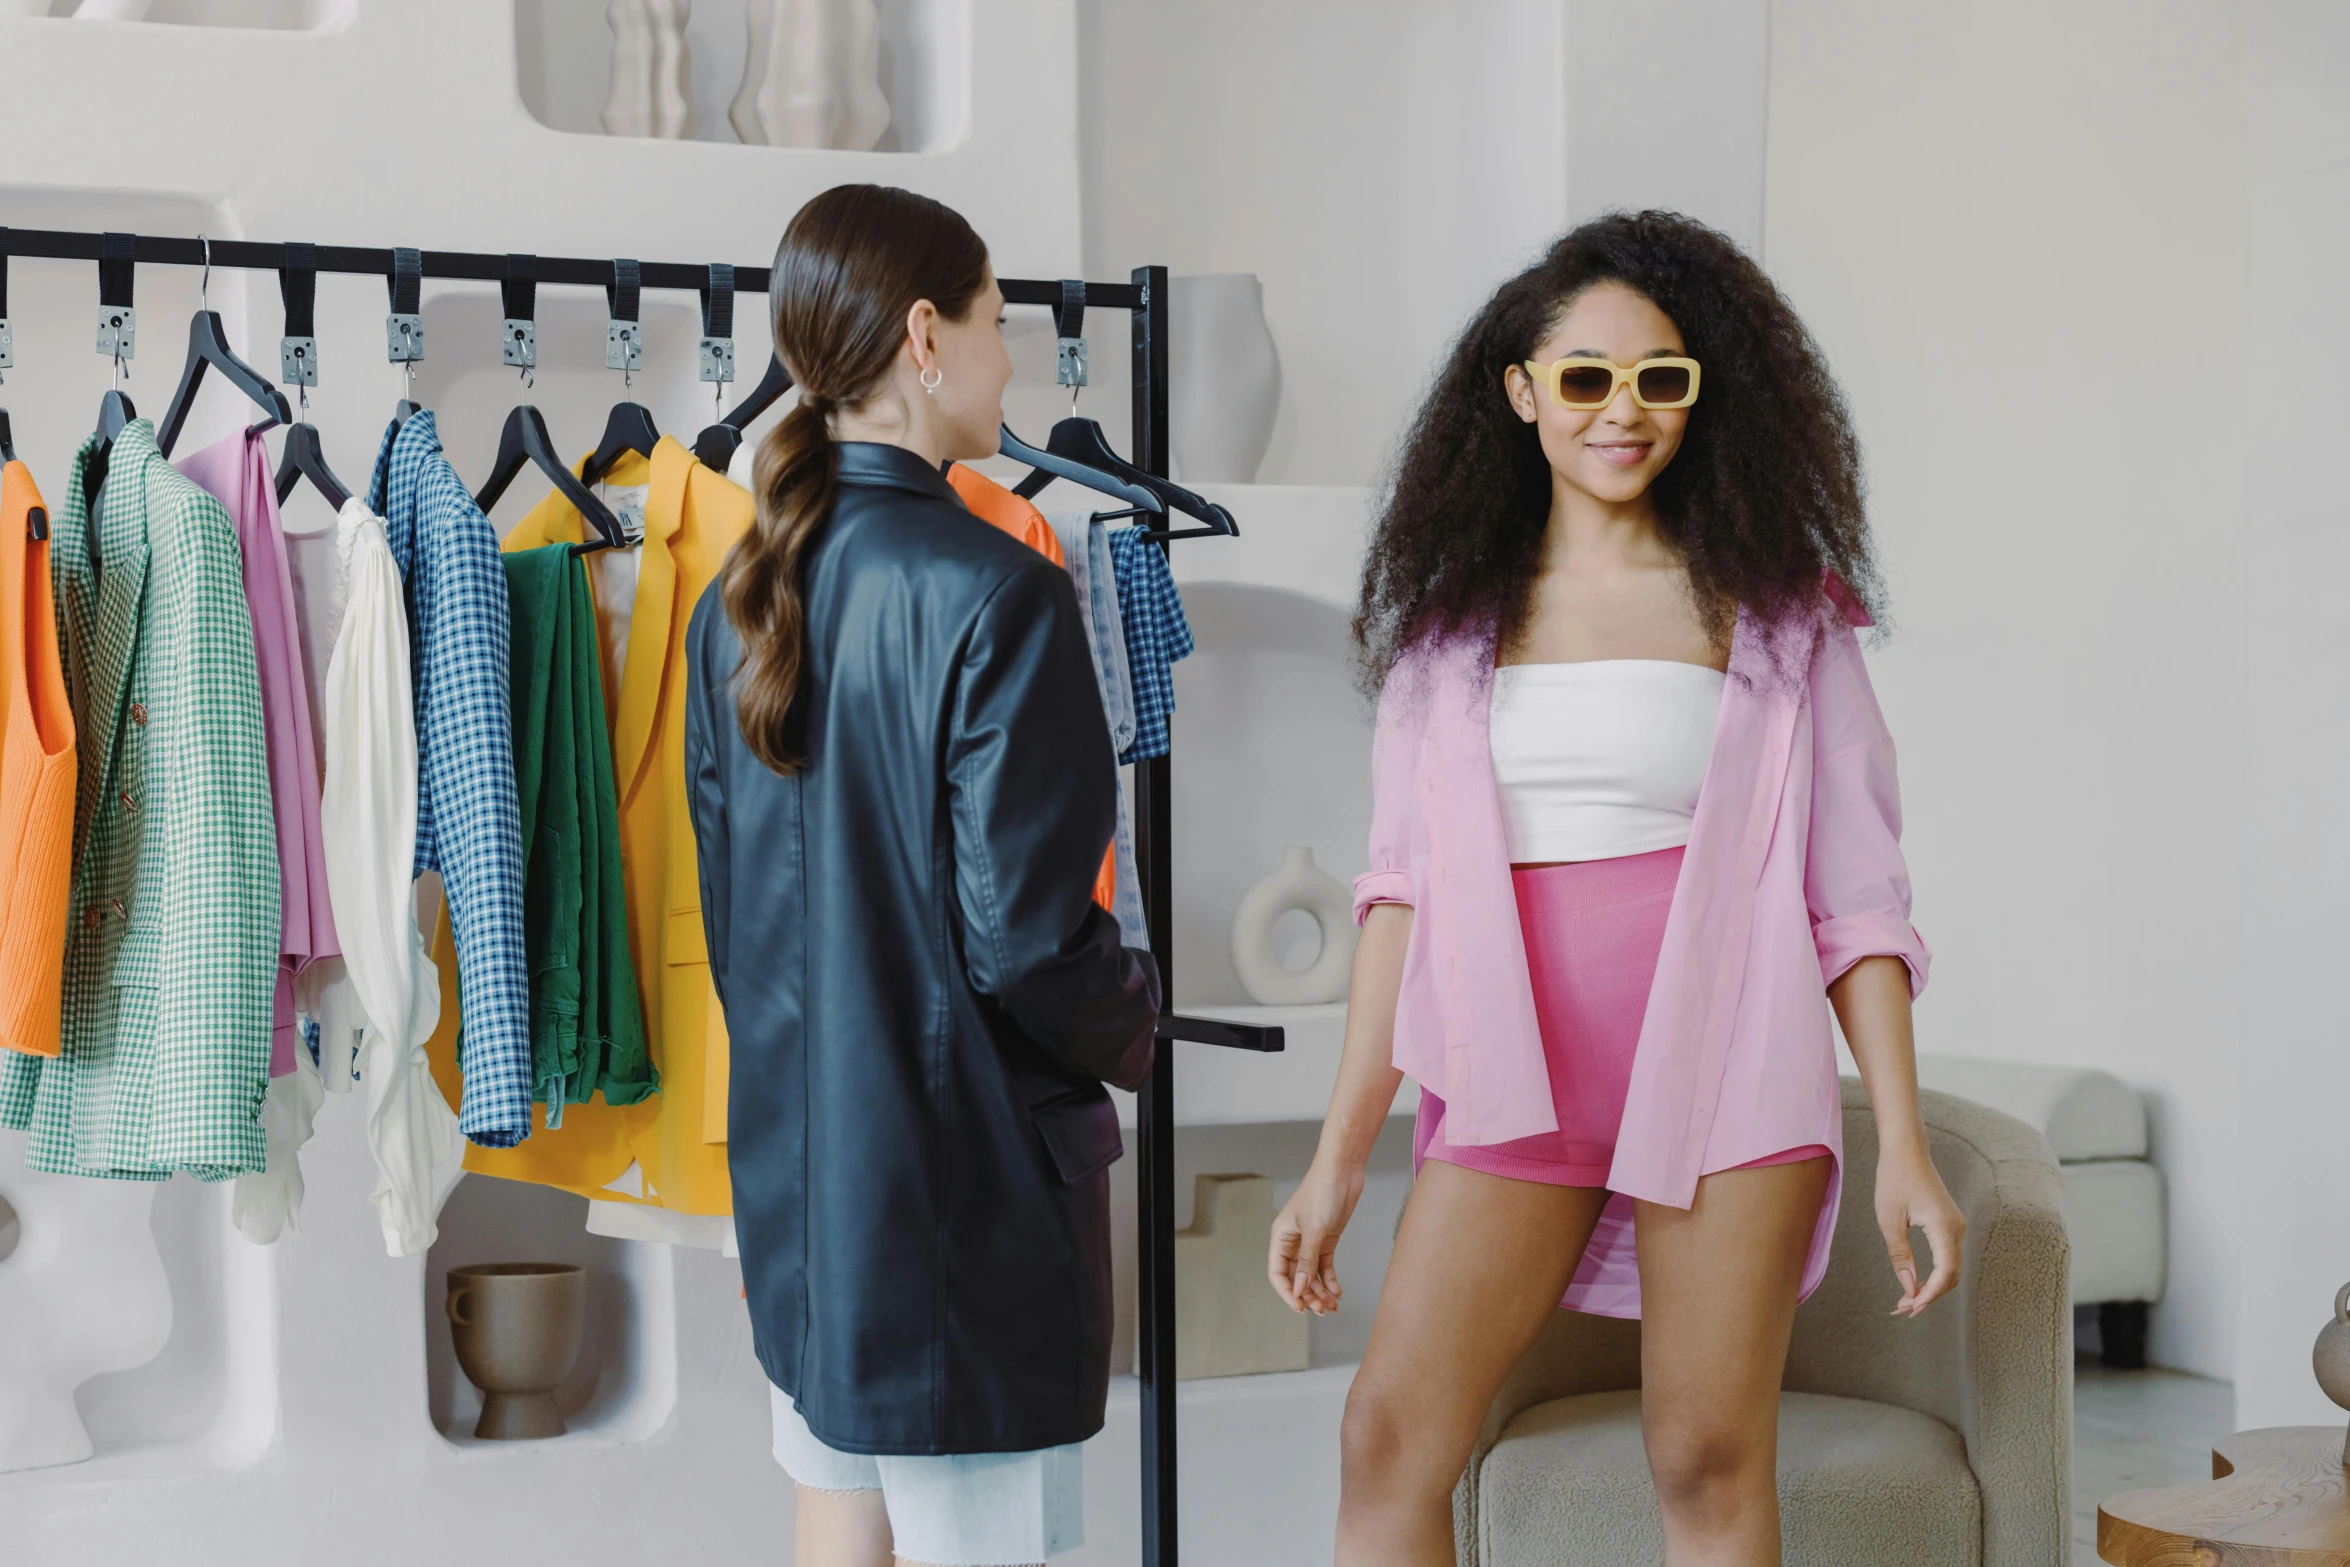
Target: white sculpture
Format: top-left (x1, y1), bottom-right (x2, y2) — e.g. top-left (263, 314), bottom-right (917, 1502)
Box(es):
top-left (71, 0), bottom-right (153, 18)
top-left (0, 1135), bottom-right (173, 1472)
top-left (730, 0), bottom-right (890, 151)
top-left (1171, 273), bottom-right (1283, 484)
top-left (603, 0), bottom-right (699, 140)
top-left (1228, 846), bottom-right (1356, 1006)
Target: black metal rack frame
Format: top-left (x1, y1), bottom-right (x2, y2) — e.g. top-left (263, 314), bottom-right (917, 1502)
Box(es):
top-left (0, 225), bottom-right (1279, 1567)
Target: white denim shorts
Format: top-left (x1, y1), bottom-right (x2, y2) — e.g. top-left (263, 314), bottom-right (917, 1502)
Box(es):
top-left (770, 1385), bottom-right (1085, 1566)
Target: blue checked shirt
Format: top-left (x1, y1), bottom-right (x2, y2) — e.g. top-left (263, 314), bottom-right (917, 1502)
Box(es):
top-left (368, 413), bottom-right (532, 1147)
top-left (1107, 526), bottom-right (1193, 765)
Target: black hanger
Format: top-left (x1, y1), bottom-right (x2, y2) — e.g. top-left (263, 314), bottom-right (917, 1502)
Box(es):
top-left (1008, 416), bottom-right (1236, 540)
top-left (273, 422), bottom-right (351, 512)
top-left (692, 350), bottom-right (793, 473)
top-left (0, 410), bottom-right (40, 543)
top-left (267, 244), bottom-right (350, 513)
top-left (577, 257), bottom-right (660, 489)
top-left (581, 399), bottom-right (660, 488)
top-left (155, 309), bottom-right (293, 460)
top-left (997, 422), bottom-right (1164, 516)
top-left (475, 404), bottom-right (627, 556)
top-left (84, 388), bottom-right (137, 517)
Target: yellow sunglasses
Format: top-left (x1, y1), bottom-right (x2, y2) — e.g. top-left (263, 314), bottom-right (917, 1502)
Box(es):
top-left (1519, 356), bottom-right (1702, 410)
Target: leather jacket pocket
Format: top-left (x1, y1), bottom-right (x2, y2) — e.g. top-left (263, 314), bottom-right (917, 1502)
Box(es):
top-left (1027, 1083), bottom-right (1124, 1184)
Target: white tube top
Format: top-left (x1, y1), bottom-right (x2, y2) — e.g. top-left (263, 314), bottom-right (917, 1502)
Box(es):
top-left (1488, 660), bottom-right (1726, 863)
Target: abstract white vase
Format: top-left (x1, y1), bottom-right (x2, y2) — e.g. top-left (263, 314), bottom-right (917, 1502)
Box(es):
top-left (0, 1136), bottom-right (173, 1472)
top-left (1228, 846), bottom-right (1356, 1007)
top-left (730, 0), bottom-right (890, 151)
top-left (1170, 273), bottom-right (1282, 484)
top-left (603, 0), bottom-right (699, 140)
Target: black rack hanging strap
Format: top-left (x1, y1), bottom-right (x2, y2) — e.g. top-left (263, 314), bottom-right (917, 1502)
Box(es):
top-left (278, 241), bottom-right (318, 389)
top-left (605, 256), bottom-right (642, 374)
top-left (97, 230), bottom-right (135, 362)
top-left (500, 252), bottom-right (537, 372)
top-left (0, 228), bottom-right (11, 381)
top-left (386, 246), bottom-right (423, 363)
top-left (699, 262), bottom-right (735, 385)
top-left (1055, 277), bottom-right (1088, 390)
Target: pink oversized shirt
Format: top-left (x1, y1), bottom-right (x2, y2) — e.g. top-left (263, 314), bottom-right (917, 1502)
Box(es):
top-left (179, 430), bottom-right (339, 1077)
top-left (1353, 588), bottom-right (1929, 1315)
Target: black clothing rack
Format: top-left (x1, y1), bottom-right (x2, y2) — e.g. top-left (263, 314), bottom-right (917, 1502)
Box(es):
top-left (0, 225), bottom-right (1278, 1567)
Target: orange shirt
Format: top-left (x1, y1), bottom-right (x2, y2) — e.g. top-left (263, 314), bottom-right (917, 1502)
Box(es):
top-left (945, 464), bottom-right (1117, 915)
top-left (0, 461), bottom-right (76, 1057)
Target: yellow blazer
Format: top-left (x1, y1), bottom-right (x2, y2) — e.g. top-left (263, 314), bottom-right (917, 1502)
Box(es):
top-left (428, 437), bottom-right (749, 1213)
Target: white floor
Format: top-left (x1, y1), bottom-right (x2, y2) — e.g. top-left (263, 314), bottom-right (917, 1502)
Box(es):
top-left (2071, 1354), bottom-right (2236, 1564)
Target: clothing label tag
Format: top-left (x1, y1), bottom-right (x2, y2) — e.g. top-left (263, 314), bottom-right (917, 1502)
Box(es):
top-left (597, 482), bottom-right (650, 547)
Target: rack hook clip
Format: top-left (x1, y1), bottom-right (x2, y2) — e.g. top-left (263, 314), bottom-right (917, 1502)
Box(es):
top-left (94, 230), bottom-right (136, 369)
top-left (501, 252), bottom-right (538, 389)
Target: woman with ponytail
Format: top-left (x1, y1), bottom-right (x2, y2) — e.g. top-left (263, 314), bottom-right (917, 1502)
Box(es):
top-left (685, 184), bottom-right (1157, 1567)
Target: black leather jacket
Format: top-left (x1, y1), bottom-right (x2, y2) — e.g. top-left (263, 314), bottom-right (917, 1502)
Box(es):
top-left (684, 441), bottom-right (1159, 1456)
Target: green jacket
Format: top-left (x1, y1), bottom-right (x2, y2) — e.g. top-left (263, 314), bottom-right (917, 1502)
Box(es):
top-left (0, 421), bottom-right (279, 1179)
top-left (503, 545), bottom-right (650, 1119)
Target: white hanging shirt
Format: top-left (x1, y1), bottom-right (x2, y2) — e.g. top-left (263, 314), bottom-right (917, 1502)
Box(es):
top-left (314, 498), bottom-right (456, 1256)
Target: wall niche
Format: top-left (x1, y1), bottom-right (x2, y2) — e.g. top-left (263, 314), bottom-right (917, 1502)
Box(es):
top-left (425, 1173), bottom-right (678, 1447)
top-left (514, 0), bottom-right (969, 153)
top-left (2, 1), bottom-right (351, 28)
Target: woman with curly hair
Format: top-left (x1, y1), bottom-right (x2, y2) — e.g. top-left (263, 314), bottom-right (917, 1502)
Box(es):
top-left (1268, 211), bottom-right (1961, 1565)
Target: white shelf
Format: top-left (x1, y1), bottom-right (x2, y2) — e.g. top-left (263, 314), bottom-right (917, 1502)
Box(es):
top-left (1112, 1001), bottom-right (1418, 1128)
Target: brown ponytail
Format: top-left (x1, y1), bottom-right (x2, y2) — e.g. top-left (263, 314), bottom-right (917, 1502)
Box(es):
top-left (722, 183), bottom-right (990, 773)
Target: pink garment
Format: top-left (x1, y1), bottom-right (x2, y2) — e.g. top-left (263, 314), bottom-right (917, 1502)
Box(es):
top-left (179, 431), bottom-right (339, 1075)
top-left (1355, 589), bottom-right (1929, 1311)
top-left (1413, 845), bottom-right (1831, 1316)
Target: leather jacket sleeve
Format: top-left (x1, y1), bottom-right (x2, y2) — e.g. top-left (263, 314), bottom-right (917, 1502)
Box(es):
top-left (947, 559), bottom-right (1159, 1091)
top-left (684, 638), bottom-right (734, 1014)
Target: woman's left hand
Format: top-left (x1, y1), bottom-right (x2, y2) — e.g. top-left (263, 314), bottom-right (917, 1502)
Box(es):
top-left (1875, 1147), bottom-right (1964, 1317)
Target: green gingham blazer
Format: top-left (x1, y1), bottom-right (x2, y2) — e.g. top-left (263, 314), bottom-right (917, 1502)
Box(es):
top-left (0, 420), bottom-right (279, 1180)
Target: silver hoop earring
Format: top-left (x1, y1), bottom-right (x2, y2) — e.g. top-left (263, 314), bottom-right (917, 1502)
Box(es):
top-left (920, 366), bottom-right (943, 395)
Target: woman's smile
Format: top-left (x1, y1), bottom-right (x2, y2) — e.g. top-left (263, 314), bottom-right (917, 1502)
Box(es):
top-left (1585, 438), bottom-right (1654, 468)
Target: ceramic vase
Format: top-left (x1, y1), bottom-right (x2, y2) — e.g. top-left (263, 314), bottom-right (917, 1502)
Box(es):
top-left (447, 1263), bottom-right (586, 1440)
top-left (603, 0), bottom-right (699, 140)
top-left (1170, 273), bottom-right (1282, 484)
top-left (730, 0), bottom-right (890, 151)
top-left (72, 0), bottom-right (151, 17)
top-left (2313, 1281), bottom-right (2350, 1461)
top-left (0, 1142), bottom-right (173, 1472)
top-left (1228, 846), bottom-right (1355, 1007)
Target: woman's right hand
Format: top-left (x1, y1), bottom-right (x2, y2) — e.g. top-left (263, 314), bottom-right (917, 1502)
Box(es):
top-left (1268, 1157), bottom-right (1367, 1315)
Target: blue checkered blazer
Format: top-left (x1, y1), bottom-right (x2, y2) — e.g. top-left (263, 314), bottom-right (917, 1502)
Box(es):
top-left (368, 413), bottom-right (532, 1147)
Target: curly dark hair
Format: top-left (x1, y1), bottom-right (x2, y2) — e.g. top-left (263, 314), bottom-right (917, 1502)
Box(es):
top-left (1354, 209), bottom-right (1881, 688)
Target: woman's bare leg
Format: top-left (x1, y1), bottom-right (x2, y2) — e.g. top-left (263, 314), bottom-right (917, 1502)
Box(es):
top-left (794, 1483), bottom-right (893, 1567)
top-left (1337, 1160), bottom-right (1614, 1566)
top-left (1634, 1156), bottom-right (1832, 1567)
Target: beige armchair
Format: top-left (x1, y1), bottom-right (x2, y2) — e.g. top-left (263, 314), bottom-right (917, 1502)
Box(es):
top-left (1455, 1078), bottom-right (2074, 1567)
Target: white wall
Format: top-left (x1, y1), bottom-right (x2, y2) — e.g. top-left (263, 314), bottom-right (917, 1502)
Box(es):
top-left (1760, 0), bottom-right (2252, 1381)
top-left (1077, 0), bottom-right (1570, 486)
top-left (2232, 0), bottom-right (2350, 1430)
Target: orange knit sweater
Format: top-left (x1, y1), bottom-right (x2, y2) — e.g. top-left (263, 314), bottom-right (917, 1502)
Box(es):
top-left (0, 461), bottom-right (77, 1057)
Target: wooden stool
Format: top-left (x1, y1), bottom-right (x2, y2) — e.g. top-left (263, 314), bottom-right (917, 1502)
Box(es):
top-left (2100, 1426), bottom-right (2350, 1564)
